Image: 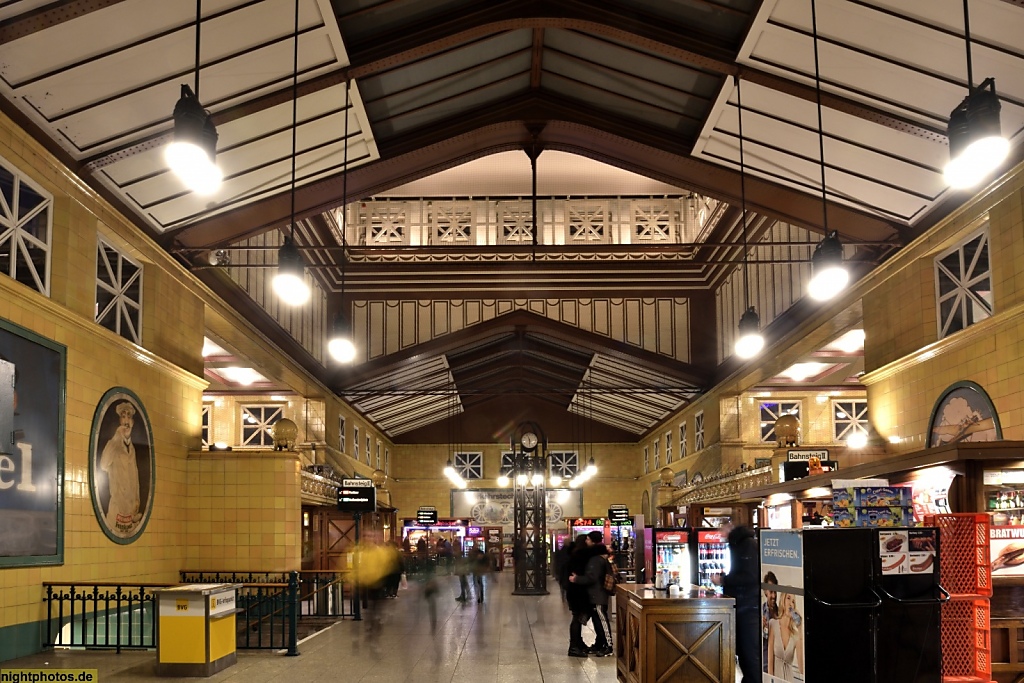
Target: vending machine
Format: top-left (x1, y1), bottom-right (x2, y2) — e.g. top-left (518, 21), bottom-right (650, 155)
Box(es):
top-left (691, 528), bottom-right (731, 591)
top-left (651, 529), bottom-right (691, 587)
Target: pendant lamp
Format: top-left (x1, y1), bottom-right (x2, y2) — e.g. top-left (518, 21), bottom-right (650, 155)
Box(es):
top-left (165, 0), bottom-right (222, 195)
top-left (732, 76), bottom-right (765, 360)
top-left (806, 0), bottom-right (848, 302)
top-left (327, 76), bottom-right (357, 362)
top-left (943, 0), bottom-right (1009, 189)
top-left (272, 0), bottom-right (311, 307)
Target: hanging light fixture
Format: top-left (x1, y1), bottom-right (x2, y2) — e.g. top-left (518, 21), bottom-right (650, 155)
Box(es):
top-left (327, 77), bottom-right (357, 361)
top-left (944, 1), bottom-right (1009, 189)
top-left (806, 0), bottom-right (848, 302)
top-left (165, 1), bottom-right (222, 195)
top-left (732, 76), bottom-right (765, 360)
top-left (272, 0), bottom-right (311, 307)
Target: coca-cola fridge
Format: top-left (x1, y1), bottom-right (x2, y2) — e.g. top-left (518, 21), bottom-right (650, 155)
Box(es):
top-left (651, 529), bottom-right (690, 587)
top-left (691, 528), bottom-right (731, 592)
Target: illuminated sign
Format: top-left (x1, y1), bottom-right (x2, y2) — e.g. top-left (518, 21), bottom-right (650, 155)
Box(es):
top-left (416, 507), bottom-right (439, 525)
top-left (337, 480), bottom-right (376, 512)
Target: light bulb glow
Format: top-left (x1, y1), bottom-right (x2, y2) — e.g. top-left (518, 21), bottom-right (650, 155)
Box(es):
top-left (944, 136), bottom-right (1010, 189)
top-left (808, 265), bottom-right (850, 301)
top-left (497, 474), bottom-right (510, 487)
top-left (587, 460), bottom-right (597, 476)
top-left (165, 142), bottom-right (222, 195)
top-left (847, 431), bottom-right (868, 449)
top-left (531, 472), bottom-right (545, 486)
top-left (272, 273), bottom-right (311, 306)
top-left (516, 472), bottom-right (528, 486)
top-left (328, 337), bottom-right (357, 363)
top-left (734, 332), bottom-right (765, 359)
top-left (549, 474), bottom-right (562, 487)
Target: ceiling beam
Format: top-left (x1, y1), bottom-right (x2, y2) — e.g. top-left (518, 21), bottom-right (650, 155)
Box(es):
top-left (0, 0), bottom-right (130, 44)
top-left (338, 7), bottom-right (942, 141)
top-left (169, 114), bottom-right (899, 250)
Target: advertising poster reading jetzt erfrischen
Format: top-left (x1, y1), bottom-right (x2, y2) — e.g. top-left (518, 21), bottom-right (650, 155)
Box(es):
top-left (760, 531), bottom-right (805, 683)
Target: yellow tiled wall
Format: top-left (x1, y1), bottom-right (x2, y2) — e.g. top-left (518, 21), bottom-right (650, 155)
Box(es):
top-left (863, 170), bottom-right (1024, 449)
top-left (184, 452), bottom-right (301, 571)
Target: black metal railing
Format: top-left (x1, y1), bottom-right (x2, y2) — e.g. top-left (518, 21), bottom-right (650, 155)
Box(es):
top-left (180, 571), bottom-right (299, 654)
top-left (180, 569), bottom-right (357, 619)
top-left (42, 582), bottom-right (173, 652)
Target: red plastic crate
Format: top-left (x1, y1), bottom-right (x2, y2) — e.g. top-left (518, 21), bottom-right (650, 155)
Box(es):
top-left (940, 599), bottom-right (992, 679)
top-left (924, 513), bottom-right (992, 597)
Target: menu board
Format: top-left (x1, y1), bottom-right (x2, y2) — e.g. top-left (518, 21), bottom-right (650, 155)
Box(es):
top-left (878, 529), bottom-right (937, 575)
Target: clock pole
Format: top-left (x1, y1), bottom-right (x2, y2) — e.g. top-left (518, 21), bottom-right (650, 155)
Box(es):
top-left (512, 421), bottom-right (549, 595)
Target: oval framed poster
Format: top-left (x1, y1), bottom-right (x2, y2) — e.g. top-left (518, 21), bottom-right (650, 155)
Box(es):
top-left (927, 381), bottom-right (1001, 448)
top-left (89, 387), bottom-right (155, 544)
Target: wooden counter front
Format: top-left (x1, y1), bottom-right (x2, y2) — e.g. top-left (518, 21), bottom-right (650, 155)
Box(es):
top-left (615, 583), bottom-right (735, 683)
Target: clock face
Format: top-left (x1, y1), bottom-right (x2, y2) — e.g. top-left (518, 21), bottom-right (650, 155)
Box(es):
top-left (521, 432), bottom-right (539, 450)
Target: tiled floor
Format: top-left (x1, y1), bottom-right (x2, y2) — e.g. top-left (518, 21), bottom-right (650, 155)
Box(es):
top-left (2, 574), bottom-right (618, 682)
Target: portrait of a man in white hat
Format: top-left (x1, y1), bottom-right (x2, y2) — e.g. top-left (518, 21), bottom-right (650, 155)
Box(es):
top-left (98, 400), bottom-right (143, 536)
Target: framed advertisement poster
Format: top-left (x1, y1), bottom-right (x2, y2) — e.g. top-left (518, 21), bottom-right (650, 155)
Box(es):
top-left (927, 381), bottom-right (1001, 448)
top-left (0, 318), bottom-right (66, 567)
top-left (89, 387), bottom-right (155, 544)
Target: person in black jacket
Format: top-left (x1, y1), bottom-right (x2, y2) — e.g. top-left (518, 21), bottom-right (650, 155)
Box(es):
top-left (714, 525), bottom-right (761, 683)
top-left (565, 535), bottom-right (596, 656)
top-left (569, 542), bottom-right (614, 656)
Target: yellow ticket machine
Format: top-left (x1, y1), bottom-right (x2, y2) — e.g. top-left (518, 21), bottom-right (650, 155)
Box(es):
top-left (155, 583), bottom-right (241, 676)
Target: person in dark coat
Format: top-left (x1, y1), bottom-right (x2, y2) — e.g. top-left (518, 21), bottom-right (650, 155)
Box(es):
top-left (565, 535), bottom-right (596, 657)
top-left (714, 525), bottom-right (761, 683)
top-left (569, 542), bottom-right (614, 656)
top-left (552, 539), bottom-right (572, 601)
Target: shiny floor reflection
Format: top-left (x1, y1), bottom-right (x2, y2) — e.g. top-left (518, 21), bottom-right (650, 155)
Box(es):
top-left (5, 574), bottom-right (621, 682)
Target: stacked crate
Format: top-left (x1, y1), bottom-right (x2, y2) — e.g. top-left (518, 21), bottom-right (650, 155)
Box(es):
top-left (925, 513), bottom-right (993, 683)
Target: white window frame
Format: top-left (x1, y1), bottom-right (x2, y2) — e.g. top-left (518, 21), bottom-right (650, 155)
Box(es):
top-left (679, 422), bottom-right (687, 457)
top-left (664, 432), bottom-right (673, 464)
top-left (339, 416), bottom-right (346, 453)
top-left (0, 154), bottom-right (53, 296)
top-left (549, 451), bottom-right (579, 479)
top-left (695, 411), bottom-right (705, 451)
top-left (643, 446), bottom-right (650, 474)
top-left (934, 225), bottom-right (992, 340)
top-left (95, 236), bottom-right (143, 344)
top-left (353, 426), bottom-right (360, 461)
top-left (240, 404), bottom-right (285, 448)
top-left (759, 401), bottom-right (801, 443)
top-left (653, 440), bottom-right (660, 469)
top-left (384, 448), bottom-right (390, 475)
top-left (376, 440), bottom-right (382, 470)
top-left (366, 435), bottom-right (372, 465)
top-left (500, 452), bottom-right (515, 474)
top-left (834, 399), bottom-right (869, 442)
top-left (201, 405), bottom-right (210, 448)
top-left (454, 451), bottom-right (483, 480)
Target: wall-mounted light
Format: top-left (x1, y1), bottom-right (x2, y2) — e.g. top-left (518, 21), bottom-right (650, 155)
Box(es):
top-left (209, 442), bottom-right (232, 452)
top-left (497, 471), bottom-right (511, 487)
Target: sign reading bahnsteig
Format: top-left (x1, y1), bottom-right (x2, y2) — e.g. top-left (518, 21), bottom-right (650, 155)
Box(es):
top-left (337, 479), bottom-right (376, 512)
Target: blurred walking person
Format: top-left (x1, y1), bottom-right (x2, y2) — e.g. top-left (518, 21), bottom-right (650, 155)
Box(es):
top-left (565, 534), bottom-right (597, 657)
top-left (470, 546), bottom-right (489, 603)
top-left (569, 540), bottom-right (614, 656)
